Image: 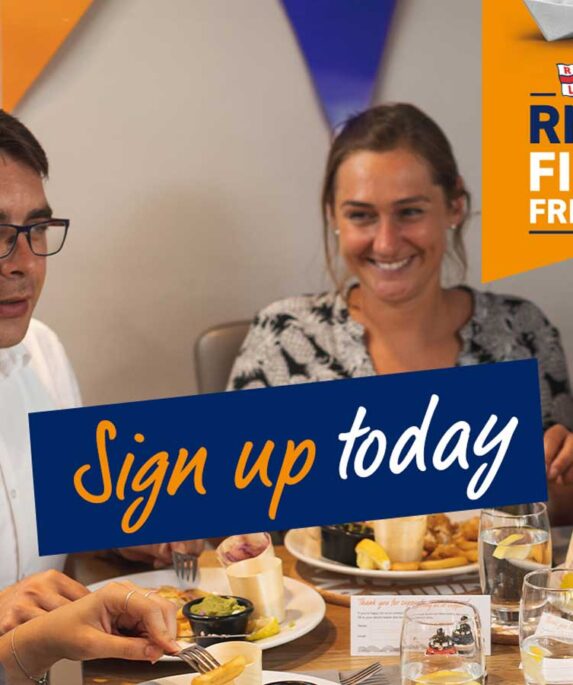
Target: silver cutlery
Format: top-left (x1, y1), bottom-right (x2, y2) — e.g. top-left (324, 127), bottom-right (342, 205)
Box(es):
top-left (172, 550), bottom-right (199, 585)
top-left (339, 662), bottom-right (385, 685)
top-left (184, 634), bottom-right (251, 641)
top-left (175, 644), bottom-right (221, 673)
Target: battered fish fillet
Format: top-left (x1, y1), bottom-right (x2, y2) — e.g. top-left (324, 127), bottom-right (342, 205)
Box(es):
top-left (427, 514), bottom-right (454, 544)
top-left (457, 517), bottom-right (479, 541)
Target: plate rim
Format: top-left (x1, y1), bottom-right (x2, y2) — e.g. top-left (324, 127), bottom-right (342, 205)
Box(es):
top-left (87, 567), bottom-right (326, 655)
top-left (284, 522), bottom-right (479, 580)
top-left (139, 669), bottom-right (337, 685)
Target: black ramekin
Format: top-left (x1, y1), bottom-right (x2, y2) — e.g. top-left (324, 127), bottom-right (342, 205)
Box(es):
top-left (182, 595), bottom-right (254, 646)
top-left (321, 524), bottom-right (374, 566)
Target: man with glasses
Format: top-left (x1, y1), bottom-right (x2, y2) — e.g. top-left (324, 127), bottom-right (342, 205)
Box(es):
top-left (0, 111), bottom-right (88, 633)
top-left (0, 111), bottom-right (205, 635)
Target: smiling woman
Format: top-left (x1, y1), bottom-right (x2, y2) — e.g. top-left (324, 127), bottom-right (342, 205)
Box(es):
top-left (332, 149), bottom-right (460, 307)
top-left (226, 103), bottom-right (573, 521)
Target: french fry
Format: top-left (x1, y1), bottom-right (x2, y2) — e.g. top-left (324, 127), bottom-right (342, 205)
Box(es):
top-left (391, 561), bottom-right (420, 571)
top-left (454, 538), bottom-right (478, 551)
top-left (194, 656), bottom-right (247, 685)
top-left (465, 549), bottom-right (478, 563)
top-left (420, 556), bottom-right (468, 570)
top-left (428, 544), bottom-right (465, 560)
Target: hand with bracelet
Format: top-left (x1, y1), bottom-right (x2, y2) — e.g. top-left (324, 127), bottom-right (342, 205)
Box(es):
top-left (0, 581), bottom-right (179, 684)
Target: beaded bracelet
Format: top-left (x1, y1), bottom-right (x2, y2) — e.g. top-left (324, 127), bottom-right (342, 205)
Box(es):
top-left (10, 626), bottom-right (48, 685)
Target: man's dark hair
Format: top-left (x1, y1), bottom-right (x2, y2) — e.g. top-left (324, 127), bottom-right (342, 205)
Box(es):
top-left (0, 110), bottom-right (48, 177)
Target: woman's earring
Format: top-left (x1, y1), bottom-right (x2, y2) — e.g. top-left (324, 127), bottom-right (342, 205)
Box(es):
top-left (333, 228), bottom-right (340, 236)
top-left (449, 224), bottom-right (457, 231)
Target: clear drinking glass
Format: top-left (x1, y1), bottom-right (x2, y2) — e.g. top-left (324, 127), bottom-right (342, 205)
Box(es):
top-left (479, 503), bottom-right (551, 641)
top-left (400, 601), bottom-right (485, 684)
top-left (520, 568), bottom-right (573, 685)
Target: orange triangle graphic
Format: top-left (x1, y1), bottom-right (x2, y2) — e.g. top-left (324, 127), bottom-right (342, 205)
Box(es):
top-left (1, 0), bottom-right (93, 112)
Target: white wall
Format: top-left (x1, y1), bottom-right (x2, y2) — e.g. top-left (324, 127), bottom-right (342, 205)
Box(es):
top-left (14, 0), bottom-right (571, 406)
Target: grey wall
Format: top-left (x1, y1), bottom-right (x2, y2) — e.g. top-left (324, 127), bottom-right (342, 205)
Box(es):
top-left (14, 0), bottom-right (571, 406)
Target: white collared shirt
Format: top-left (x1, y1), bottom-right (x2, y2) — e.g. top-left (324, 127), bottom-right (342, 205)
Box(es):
top-left (0, 319), bottom-right (81, 589)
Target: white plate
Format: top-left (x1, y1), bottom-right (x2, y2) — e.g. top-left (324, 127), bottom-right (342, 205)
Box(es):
top-left (139, 670), bottom-right (335, 685)
top-left (88, 568), bottom-right (325, 658)
top-left (285, 511), bottom-right (480, 581)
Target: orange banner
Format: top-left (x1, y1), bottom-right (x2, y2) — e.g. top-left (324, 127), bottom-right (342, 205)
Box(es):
top-left (1, 0), bottom-right (93, 112)
top-left (483, 0), bottom-right (573, 282)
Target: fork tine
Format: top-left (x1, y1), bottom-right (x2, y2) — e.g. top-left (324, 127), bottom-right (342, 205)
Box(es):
top-left (354, 664), bottom-right (382, 683)
top-left (176, 648), bottom-right (210, 673)
top-left (179, 644), bottom-right (221, 671)
top-left (360, 665), bottom-right (384, 681)
top-left (192, 644), bottom-right (221, 669)
top-left (173, 551), bottom-right (185, 587)
top-left (363, 664), bottom-right (382, 676)
top-left (178, 652), bottom-right (203, 672)
top-left (191, 651), bottom-right (212, 672)
top-left (340, 663), bottom-right (383, 685)
top-left (195, 651), bottom-right (219, 671)
top-left (357, 666), bottom-right (382, 685)
top-left (173, 551), bottom-right (199, 586)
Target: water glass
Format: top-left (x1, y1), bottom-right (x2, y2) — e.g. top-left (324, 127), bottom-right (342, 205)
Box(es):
top-left (400, 601), bottom-right (485, 684)
top-left (520, 568), bottom-right (573, 685)
top-left (479, 503), bottom-right (551, 641)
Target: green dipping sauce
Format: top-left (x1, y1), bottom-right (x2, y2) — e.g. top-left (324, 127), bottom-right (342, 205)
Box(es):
top-left (191, 595), bottom-right (243, 617)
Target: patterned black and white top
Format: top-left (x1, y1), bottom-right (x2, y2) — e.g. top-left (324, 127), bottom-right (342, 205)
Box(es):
top-left (227, 287), bottom-right (573, 431)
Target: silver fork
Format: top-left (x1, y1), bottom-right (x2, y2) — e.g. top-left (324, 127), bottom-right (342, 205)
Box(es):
top-left (172, 550), bottom-right (199, 585)
top-left (175, 644), bottom-right (221, 673)
top-left (339, 662), bottom-right (384, 685)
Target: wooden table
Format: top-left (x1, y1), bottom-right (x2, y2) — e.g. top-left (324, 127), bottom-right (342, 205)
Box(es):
top-left (68, 547), bottom-right (525, 685)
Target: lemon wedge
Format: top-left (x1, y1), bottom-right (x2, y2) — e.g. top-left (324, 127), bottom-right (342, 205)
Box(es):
top-left (492, 533), bottom-right (531, 560)
top-left (355, 539), bottom-right (391, 570)
top-left (417, 670), bottom-right (479, 684)
top-left (527, 645), bottom-right (551, 663)
top-left (247, 616), bottom-right (280, 641)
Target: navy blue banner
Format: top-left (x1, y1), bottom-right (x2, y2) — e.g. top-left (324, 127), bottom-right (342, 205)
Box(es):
top-left (30, 360), bottom-right (546, 556)
top-left (281, 0), bottom-right (397, 129)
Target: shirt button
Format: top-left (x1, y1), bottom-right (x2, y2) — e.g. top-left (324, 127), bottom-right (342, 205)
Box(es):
top-left (10, 489), bottom-right (16, 499)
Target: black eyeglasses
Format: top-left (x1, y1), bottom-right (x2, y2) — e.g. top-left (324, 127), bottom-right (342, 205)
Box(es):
top-left (0, 219), bottom-right (70, 259)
